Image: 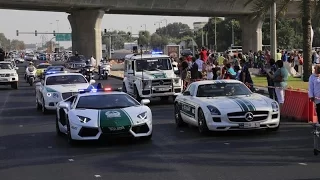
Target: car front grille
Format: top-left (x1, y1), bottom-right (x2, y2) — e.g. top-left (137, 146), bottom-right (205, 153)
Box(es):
top-left (62, 92), bottom-right (78, 100)
top-left (0, 74), bottom-right (10, 77)
top-left (152, 79), bottom-right (172, 86)
top-left (228, 111), bottom-right (269, 122)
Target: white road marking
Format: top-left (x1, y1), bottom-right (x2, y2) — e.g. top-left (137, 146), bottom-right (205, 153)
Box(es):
top-left (19, 125), bottom-right (23, 127)
top-left (298, 163), bottom-right (307, 166)
top-left (68, 159), bottom-right (74, 162)
top-left (94, 175), bottom-right (101, 178)
top-left (180, 130), bottom-right (184, 133)
top-left (224, 143), bottom-right (230, 145)
top-left (47, 146), bottom-right (52, 149)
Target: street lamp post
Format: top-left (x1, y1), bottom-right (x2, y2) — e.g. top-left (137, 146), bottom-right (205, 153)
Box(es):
top-left (141, 24), bottom-right (147, 50)
top-left (161, 19), bottom-right (168, 36)
top-left (154, 21), bottom-right (161, 30)
top-left (56, 20), bottom-right (60, 50)
top-left (231, 19), bottom-right (235, 46)
top-left (127, 26), bottom-right (132, 35)
top-left (214, 17), bottom-right (217, 52)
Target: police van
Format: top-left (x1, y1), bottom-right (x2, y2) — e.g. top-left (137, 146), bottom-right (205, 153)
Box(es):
top-left (122, 52), bottom-right (182, 101)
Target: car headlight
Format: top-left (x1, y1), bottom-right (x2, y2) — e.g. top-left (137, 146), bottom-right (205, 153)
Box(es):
top-left (137, 111), bottom-right (147, 119)
top-left (10, 73), bottom-right (16, 76)
top-left (271, 102), bottom-right (279, 112)
top-left (77, 116), bottom-right (91, 123)
top-left (142, 80), bottom-right (151, 88)
top-left (207, 105), bottom-right (221, 115)
top-left (47, 92), bottom-right (59, 98)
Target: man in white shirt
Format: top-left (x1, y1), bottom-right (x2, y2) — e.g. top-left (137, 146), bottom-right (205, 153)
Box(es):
top-left (195, 54), bottom-right (203, 79)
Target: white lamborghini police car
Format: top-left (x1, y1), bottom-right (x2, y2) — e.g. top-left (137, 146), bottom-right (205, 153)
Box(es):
top-left (55, 87), bottom-right (153, 145)
top-left (174, 80), bottom-right (280, 134)
top-left (35, 73), bottom-right (95, 114)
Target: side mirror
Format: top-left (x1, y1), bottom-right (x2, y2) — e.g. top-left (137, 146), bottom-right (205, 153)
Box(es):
top-left (174, 70), bottom-right (180, 75)
top-left (58, 102), bottom-right (69, 109)
top-left (141, 99), bottom-right (150, 105)
top-left (89, 79), bottom-right (96, 84)
top-left (183, 91), bottom-right (191, 96)
top-left (15, 67), bottom-right (19, 70)
top-left (35, 82), bottom-right (41, 86)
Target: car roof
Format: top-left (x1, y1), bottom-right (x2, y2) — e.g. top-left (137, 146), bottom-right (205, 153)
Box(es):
top-left (193, 80), bottom-right (242, 86)
top-left (78, 91), bottom-right (126, 97)
top-left (125, 54), bottom-right (169, 60)
top-left (38, 63), bottom-right (51, 65)
top-left (0, 61), bottom-right (11, 64)
top-left (45, 72), bottom-right (82, 78)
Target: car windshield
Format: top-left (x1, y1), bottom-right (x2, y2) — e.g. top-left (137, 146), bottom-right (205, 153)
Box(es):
top-left (0, 63), bottom-right (12, 69)
top-left (196, 83), bottom-right (252, 97)
top-left (45, 75), bottom-right (87, 85)
top-left (47, 66), bottom-right (64, 71)
top-left (69, 55), bottom-right (86, 62)
top-left (136, 58), bottom-right (172, 72)
top-left (37, 64), bottom-right (51, 69)
top-left (76, 94), bottom-right (139, 109)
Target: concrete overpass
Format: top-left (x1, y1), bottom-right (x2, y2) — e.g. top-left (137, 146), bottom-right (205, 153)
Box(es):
top-left (0, 0), bottom-right (301, 60)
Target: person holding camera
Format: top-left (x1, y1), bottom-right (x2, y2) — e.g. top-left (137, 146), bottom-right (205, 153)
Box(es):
top-left (309, 65), bottom-right (320, 123)
top-left (266, 60), bottom-right (288, 109)
top-left (266, 59), bottom-right (278, 101)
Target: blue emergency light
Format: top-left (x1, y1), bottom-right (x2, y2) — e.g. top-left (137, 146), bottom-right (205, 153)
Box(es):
top-left (151, 51), bottom-right (163, 55)
top-left (78, 87), bottom-right (121, 94)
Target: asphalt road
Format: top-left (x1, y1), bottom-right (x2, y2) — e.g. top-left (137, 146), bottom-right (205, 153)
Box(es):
top-left (0, 62), bottom-right (319, 180)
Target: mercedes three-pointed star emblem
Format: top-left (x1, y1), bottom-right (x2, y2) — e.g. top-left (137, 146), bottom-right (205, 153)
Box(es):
top-left (244, 112), bottom-right (254, 121)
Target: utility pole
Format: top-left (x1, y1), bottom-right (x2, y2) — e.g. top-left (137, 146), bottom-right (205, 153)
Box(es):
top-left (231, 19), bottom-right (235, 46)
top-left (214, 17), bottom-right (217, 52)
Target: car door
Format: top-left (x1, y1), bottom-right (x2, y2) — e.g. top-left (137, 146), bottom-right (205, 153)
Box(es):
top-left (38, 80), bottom-right (46, 102)
top-left (179, 84), bottom-right (198, 126)
top-left (126, 60), bottom-right (135, 94)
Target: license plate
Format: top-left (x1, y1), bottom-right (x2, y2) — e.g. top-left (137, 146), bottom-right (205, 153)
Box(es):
top-left (239, 122), bottom-right (260, 129)
top-left (157, 88), bottom-right (168, 91)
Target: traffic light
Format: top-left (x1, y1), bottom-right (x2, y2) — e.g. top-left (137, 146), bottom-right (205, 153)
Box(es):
top-left (193, 31), bottom-right (197, 36)
top-left (127, 32), bottom-right (131, 36)
top-left (35, 30), bottom-right (37, 36)
top-left (104, 29), bottom-right (107, 34)
top-left (16, 30), bottom-right (19, 36)
top-left (53, 30), bottom-right (56, 36)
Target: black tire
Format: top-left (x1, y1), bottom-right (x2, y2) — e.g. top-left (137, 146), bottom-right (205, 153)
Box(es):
top-left (15, 60), bottom-right (19, 64)
top-left (56, 115), bottom-right (64, 137)
top-left (134, 85), bottom-right (142, 102)
top-left (41, 98), bottom-right (48, 114)
top-left (314, 149), bottom-right (319, 156)
top-left (11, 82), bottom-right (18, 90)
top-left (198, 108), bottom-right (210, 135)
top-left (66, 119), bottom-right (77, 146)
top-left (105, 74), bottom-right (108, 80)
top-left (122, 83), bottom-right (127, 93)
top-left (29, 78), bottom-right (34, 86)
top-left (174, 103), bottom-right (186, 127)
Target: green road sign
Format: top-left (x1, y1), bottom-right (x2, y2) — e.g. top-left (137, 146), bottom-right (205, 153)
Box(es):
top-left (56, 33), bottom-right (72, 41)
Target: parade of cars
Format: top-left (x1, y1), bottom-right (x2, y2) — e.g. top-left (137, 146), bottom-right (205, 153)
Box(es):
top-left (0, 61), bottom-right (19, 89)
top-left (55, 88), bottom-right (152, 145)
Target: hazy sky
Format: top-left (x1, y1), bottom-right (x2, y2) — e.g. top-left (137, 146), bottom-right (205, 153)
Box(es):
top-left (0, 9), bottom-right (209, 48)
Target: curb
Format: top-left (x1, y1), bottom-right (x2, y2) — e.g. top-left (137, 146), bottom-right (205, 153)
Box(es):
top-left (110, 75), bottom-right (124, 80)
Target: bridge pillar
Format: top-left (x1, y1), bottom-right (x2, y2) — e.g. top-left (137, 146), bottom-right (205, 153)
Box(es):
top-left (240, 16), bottom-right (264, 53)
top-left (68, 10), bottom-right (104, 65)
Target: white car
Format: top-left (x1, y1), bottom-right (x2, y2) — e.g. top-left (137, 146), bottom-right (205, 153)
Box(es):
top-left (0, 61), bottom-right (19, 89)
top-left (13, 56), bottom-right (24, 64)
top-left (55, 88), bottom-right (152, 145)
top-left (174, 80), bottom-right (280, 134)
top-left (35, 73), bottom-right (95, 114)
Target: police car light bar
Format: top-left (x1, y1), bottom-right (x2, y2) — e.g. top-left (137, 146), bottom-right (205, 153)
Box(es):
top-left (78, 87), bottom-right (122, 94)
top-left (151, 51), bottom-right (163, 55)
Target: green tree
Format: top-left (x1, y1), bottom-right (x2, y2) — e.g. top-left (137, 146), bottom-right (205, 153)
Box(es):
top-left (138, 30), bottom-right (151, 47)
top-left (156, 22), bottom-right (192, 38)
top-left (102, 30), bottom-right (134, 50)
top-left (10, 39), bottom-right (25, 50)
top-left (150, 33), bottom-right (168, 48)
top-left (244, 0), bottom-right (313, 81)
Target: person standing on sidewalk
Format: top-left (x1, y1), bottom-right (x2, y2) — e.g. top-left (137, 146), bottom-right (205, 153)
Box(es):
top-left (309, 65), bottom-right (320, 123)
top-left (266, 59), bottom-right (278, 101)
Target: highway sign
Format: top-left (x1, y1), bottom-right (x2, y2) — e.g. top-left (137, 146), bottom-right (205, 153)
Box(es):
top-left (56, 33), bottom-right (72, 41)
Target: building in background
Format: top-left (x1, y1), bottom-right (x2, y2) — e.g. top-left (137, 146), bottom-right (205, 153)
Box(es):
top-left (193, 22), bottom-right (207, 31)
top-left (25, 44), bottom-right (37, 51)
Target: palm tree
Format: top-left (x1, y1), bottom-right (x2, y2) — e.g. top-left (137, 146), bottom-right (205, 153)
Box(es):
top-left (244, 0), bottom-right (313, 82)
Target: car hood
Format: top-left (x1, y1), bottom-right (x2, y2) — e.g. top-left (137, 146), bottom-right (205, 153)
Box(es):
top-left (72, 106), bottom-right (149, 127)
top-left (0, 69), bottom-right (16, 74)
top-left (45, 83), bottom-right (89, 93)
top-left (199, 94), bottom-right (269, 110)
top-left (135, 70), bottom-right (178, 80)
